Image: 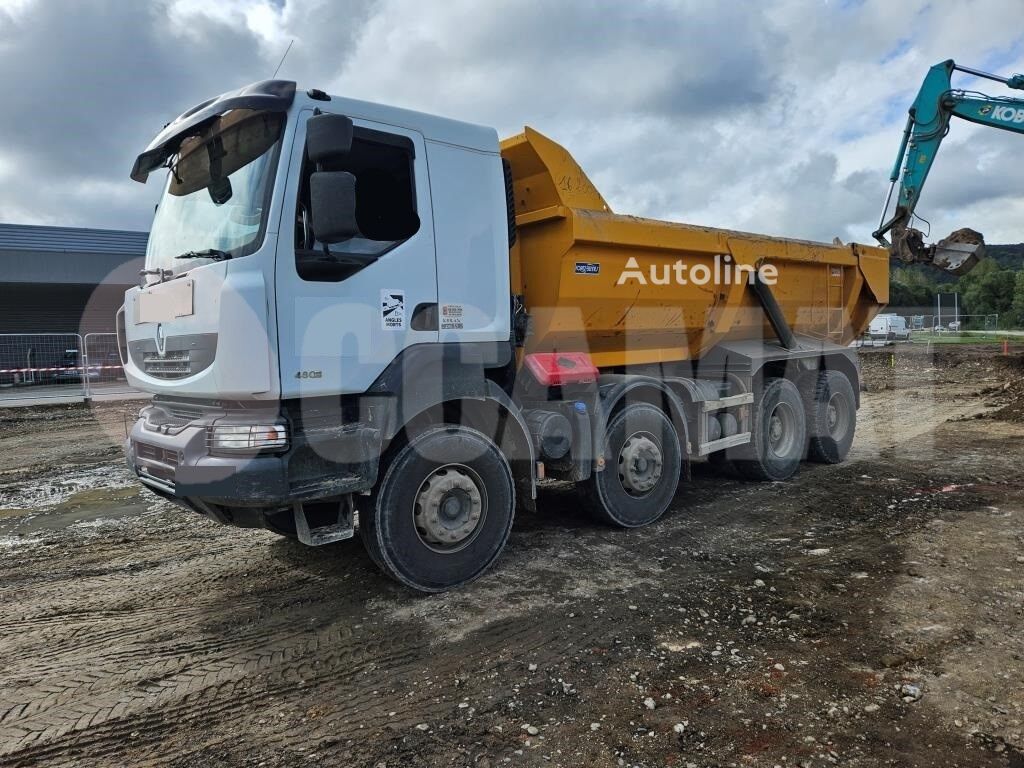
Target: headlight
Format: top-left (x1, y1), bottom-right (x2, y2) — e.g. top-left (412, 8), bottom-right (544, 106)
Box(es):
top-left (209, 424), bottom-right (289, 453)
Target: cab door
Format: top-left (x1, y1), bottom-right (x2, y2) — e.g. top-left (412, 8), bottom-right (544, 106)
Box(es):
top-left (275, 109), bottom-right (437, 398)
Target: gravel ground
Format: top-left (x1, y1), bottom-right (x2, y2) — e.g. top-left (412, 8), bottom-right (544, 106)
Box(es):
top-left (1, 344), bottom-right (1023, 768)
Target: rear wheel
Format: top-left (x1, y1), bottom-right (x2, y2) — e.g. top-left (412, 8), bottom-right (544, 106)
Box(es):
top-left (732, 377), bottom-right (806, 481)
top-left (805, 370), bottom-right (856, 464)
top-left (359, 425), bottom-right (515, 592)
top-left (584, 402), bottom-right (682, 528)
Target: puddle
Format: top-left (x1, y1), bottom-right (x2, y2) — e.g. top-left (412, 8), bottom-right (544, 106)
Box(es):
top-left (0, 535), bottom-right (41, 549)
top-left (0, 476), bottom-right (159, 536)
top-left (0, 465), bottom-right (135, 513)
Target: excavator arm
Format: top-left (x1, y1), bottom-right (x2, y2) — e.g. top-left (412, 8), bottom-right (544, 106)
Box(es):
top-left (874, 59), bottom-right (1024, 275)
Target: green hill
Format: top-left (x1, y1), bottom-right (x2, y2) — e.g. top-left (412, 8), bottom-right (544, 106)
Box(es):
top-left (984, 243), bottom-right (1024, 271)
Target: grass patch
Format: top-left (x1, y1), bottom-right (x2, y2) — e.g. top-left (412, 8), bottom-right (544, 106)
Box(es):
top-left (910, 334), bottom-right (1009, 345)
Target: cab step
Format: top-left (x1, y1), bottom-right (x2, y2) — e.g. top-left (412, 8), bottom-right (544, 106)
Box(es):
top-left (293, 498), bottom-right (355, 546)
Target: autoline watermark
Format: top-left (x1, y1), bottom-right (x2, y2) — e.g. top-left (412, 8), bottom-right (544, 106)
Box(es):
top-left (616, 254), bottom-right (778, 286)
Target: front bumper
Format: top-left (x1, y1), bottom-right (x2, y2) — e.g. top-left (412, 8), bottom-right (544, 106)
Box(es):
top-left (126, 399), bottom-right (383, 508)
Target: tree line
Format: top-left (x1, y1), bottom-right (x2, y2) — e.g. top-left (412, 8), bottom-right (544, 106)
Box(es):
top-left (889, 243), bottom-right (1024, 328)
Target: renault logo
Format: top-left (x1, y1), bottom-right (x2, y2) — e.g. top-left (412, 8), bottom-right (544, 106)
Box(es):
top-left (155, 323), bottom-right (167, 357)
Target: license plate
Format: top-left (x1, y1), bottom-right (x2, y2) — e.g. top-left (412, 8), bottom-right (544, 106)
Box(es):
top-left (136, 278), bottom-right (194, 323)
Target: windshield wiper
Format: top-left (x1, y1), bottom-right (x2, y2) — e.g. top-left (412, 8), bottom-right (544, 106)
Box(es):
top-left (174, 248), bottom-right (232, 261)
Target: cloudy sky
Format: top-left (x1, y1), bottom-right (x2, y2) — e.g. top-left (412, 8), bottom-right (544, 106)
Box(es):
top-left (0, 0), bottom-right (1022, 244)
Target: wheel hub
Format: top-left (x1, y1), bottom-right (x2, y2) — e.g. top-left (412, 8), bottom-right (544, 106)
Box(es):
top-left (826, 393), bottom-right (847, 437)
top-left (767, 402), bottom-right (797, 458)
top-left (618, 433), bottom-right (663, 495)
top-left (414, 466), bottom-right (484, 550)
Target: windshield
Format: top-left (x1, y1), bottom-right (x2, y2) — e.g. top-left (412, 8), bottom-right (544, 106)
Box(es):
top-left (145, 110), bottom-right (284, 276)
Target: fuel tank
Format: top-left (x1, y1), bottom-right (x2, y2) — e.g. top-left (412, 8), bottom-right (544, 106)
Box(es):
top-left (501, 128), bottom-right (889, 368)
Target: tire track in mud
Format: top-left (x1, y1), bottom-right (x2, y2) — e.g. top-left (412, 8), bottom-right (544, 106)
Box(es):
top-left (2, 599), bottom-right (614, 766)
top-left (0, 517), bottom-right (779, 768)
top-left (1, 479), bottom-right (704, 766)
top-left (0, 516), bottom-right (524, 762)
top-left (0, 499), bottom-right (786, 765)
top-left (1, 560), bottom-right (357, 700)
top-left (0, 472), bottom-right (875, 767)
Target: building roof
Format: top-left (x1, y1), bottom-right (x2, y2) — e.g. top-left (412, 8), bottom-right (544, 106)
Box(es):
top-left (0, 224), bottom-right (149, 286)
top-left (0, 223), bottom-right (148, 255)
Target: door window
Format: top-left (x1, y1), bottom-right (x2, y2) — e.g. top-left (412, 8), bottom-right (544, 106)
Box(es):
top-left (295, 126), bottom-right (420, 282)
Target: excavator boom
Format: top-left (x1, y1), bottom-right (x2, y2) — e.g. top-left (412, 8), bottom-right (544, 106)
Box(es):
top-left (874, 59), bottom-right (1024, 275)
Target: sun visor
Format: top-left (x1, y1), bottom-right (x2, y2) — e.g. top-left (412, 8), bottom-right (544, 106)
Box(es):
top-left (130, 80), bottom-right (296, 183)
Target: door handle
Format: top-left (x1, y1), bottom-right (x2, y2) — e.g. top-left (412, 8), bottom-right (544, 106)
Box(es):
top-left (411, 302), bottom-right (438, 331)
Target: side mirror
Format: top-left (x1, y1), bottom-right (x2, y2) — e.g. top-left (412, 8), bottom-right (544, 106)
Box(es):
top-left (310, 171), bottom-right (359, 243)
top-left (306, 113), bottom-right (353, 163)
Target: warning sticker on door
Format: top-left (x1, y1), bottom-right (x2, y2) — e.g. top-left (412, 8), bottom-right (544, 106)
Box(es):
top-left (381, 289), bottom-right (405, 330)
top-left (440, 303), bottom-right (465, 330)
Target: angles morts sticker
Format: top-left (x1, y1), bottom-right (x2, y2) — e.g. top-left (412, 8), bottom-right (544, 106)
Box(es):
top-left (381, 289), bottom-right (405, 330)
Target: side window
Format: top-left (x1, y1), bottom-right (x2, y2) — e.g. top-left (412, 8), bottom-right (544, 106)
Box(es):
top-left (295, 127), bottom-right (420, 282)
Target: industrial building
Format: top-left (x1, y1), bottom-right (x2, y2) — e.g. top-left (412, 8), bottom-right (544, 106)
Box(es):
top-left (0, 223), bottom-right (148, 334)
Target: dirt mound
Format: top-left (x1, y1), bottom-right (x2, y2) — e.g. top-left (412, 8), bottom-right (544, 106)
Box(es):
top-left (857, 343), bottom-right (1024, 422)
top-left (986, 359), bottom-right (1024, 422)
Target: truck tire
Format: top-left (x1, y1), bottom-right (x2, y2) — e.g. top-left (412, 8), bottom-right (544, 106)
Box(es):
top-left (585, 402), bottom-right (681, 528)
top-left (359, 425), bottom-right (515, 592)
top-left (805, 370), bottom-right (856, 464)
top-left (732, 377), bottom-right (805, 482)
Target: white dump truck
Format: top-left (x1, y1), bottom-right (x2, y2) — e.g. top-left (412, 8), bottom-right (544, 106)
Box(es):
top-left (122, 81), bottom-right (888, 591)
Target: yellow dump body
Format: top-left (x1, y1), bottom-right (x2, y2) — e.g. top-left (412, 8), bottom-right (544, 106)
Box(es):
top-left (501, 128), bottom-right (890, 369)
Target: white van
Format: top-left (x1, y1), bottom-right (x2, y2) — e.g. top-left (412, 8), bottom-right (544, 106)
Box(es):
top-left (868, 313), bottom-right (911, 342)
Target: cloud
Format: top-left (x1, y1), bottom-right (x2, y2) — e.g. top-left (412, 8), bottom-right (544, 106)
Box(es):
top-left (0, 0), bottom-right (1022, 249)
top-left (0, 0), bottom-right (276, 227)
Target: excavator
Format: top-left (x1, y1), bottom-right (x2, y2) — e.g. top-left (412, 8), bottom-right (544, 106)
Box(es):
top-left (874, 58), bottom-right (1024, 275)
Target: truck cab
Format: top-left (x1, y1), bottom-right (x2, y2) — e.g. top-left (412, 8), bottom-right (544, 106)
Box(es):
top-left (124, 81), bottom-right (533, 590)
top-left (124, 80), bottom-right (511, 403)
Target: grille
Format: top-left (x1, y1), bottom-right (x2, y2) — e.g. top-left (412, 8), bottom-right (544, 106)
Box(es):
top-left (143, 350), bottom-right (191, 379)
top-left (165, 404), bottom-right (204, 421)
top-left (135, 442), bottom-right (181, 467)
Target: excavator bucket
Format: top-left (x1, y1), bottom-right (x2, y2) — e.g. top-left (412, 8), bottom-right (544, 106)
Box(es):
top-left (891, 226), bottom-right (984, 276)
top-left (930, 228), bottom-right (984, 276)
top-left (931, 241), bottom-right (983, 275)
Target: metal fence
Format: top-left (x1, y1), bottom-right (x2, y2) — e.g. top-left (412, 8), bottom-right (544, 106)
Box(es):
top-left (0, 332), bottom-right (140, 404)
top-left (84, 333), bottom-right (134, 395)
top-left (902, 313), bottom-right (1001, 333)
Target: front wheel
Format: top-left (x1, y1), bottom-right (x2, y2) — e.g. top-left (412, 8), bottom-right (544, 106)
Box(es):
top-left (359, 425), bottom-right (515, 592)
top-left (584, 402), bottom-right (682, 528)
top-left (732, 377), bottom-right (806, 482)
